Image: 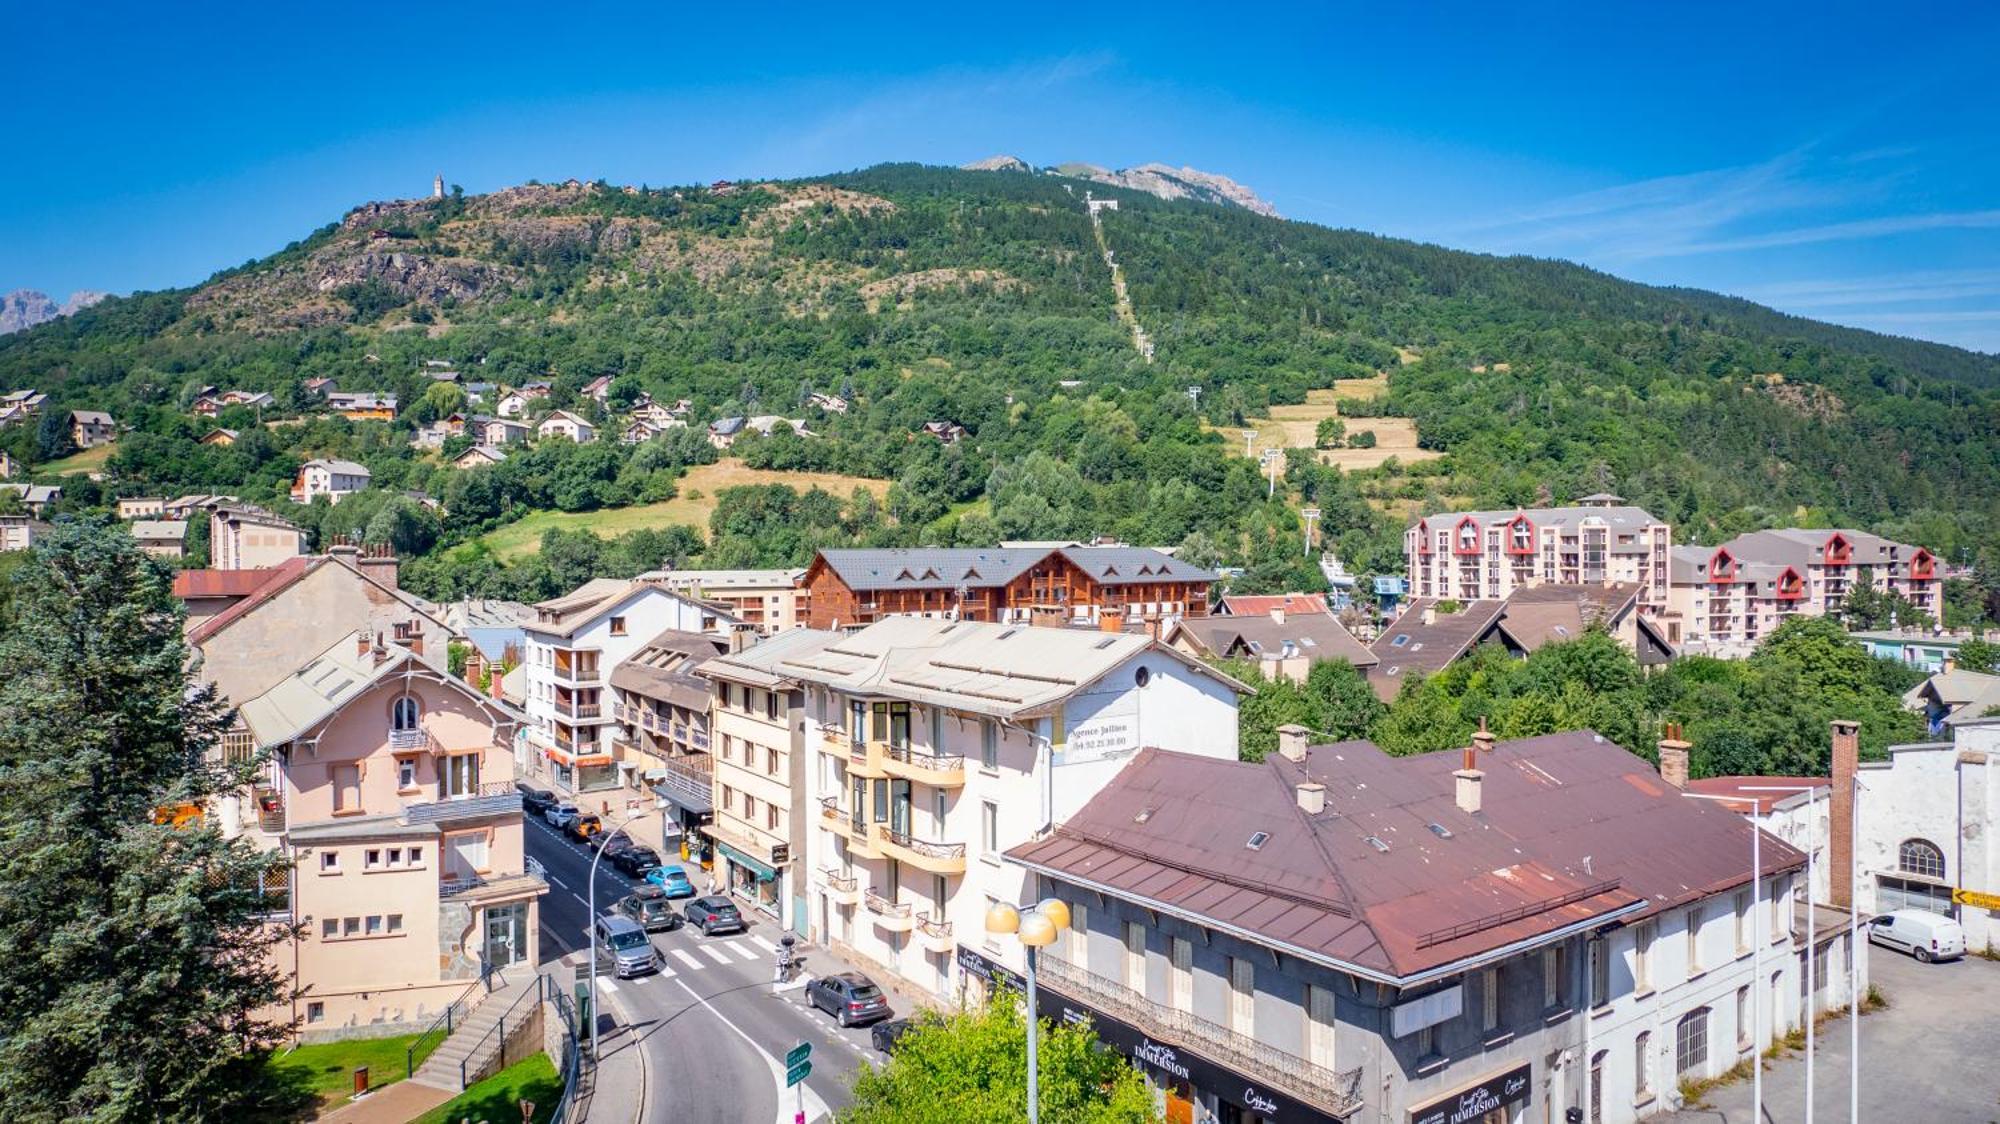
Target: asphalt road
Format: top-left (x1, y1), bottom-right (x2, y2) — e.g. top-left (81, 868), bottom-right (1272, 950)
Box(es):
top-left (526, 812), bottom-right (880, 1124)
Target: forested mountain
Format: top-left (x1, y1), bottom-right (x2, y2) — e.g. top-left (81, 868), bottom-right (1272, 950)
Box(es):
top-left (3, 162), bottom-right (1996, 608)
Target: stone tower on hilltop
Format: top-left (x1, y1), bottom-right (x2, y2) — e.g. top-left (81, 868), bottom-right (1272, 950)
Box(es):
top-left (432, 173), bottom-right (444, 200)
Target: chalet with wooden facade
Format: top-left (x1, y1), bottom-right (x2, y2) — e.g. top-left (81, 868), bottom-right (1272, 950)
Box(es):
top-left (799, 546), bottom-right (1213, 631)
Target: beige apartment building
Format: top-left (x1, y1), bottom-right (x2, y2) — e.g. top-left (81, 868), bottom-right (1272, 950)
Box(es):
top-left (608, 629), bottom-right (728, 861)
top-left (1405, 495), bottom-right (1671, 611)
top-left (211, 503), bottom-right (307, 570)
top-left (230, 631), bottom-right (541, 1037)
top-left (1666, 528), bottom-right (1940, 654)
top-left (698, 632), bottom-right (816, 932)
top-left (654, 568), bottom-right (806, 634)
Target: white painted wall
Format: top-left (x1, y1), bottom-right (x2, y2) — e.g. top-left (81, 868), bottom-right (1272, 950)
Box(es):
top-left (1857, 723), bottom-right (2000, 952)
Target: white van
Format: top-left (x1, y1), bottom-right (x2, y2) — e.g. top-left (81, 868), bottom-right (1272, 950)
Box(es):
top-left (1867, 909), bottom-right (1966, 963)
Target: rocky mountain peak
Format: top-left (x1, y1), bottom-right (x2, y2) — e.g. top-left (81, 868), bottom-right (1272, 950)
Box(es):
top-left (958, 156), bottom-right (1278, 217)
top-left (960, 155), bottom-right (1031, 173)
top-left (1, 288), bottom-right (108, 335)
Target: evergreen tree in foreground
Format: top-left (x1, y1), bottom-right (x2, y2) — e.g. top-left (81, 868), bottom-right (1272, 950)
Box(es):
top-left (0, 520), bottom-right (306, 1122)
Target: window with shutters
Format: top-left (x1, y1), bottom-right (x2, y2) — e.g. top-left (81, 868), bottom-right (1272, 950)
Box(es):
top-left (1589, 939), bottom-right (1610, 1008)
top-left (1229, 957), bottom-right (1255, 1035)
top-left (1590, 1049), bottom-right (1605, 1123)
top-left (981, 801), bottom-right (998, 852)
top-left (1070, 902), bottom-right (1089, 961)
top-left (1735, 890), bottom-right (1751, 954)
top-left (1633, 922), bottom-right (1655, 993)
top-left (1307, 984), bottom-right (1337, 1070)
top-left (1687, 907), bottom-right (1704, 975)
top-left (331, 764), bottom-right (362, 814)
top-left (1634, 1032), bottom-right (1653, 1099)
top-left (1736, 986), bottom-right (1751, 1048)
top-left (1170, 937), bottom-right (1193, 1013)
top-left (1123, 922), bottom-right (1146, 993)
top-left (222, 729), bottom-right (256, 767)
top-left (1481, 967), bottom-right (1500, 1030)
top-left (1542, 944), bottom-right (1567, 1008)
top-left (980, 720), bottom-right (999, 770)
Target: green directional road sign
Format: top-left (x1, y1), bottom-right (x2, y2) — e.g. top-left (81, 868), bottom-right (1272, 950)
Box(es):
top-left (786, 1042), bottom-right (812, 1068)
top-left (786, 1059), bottom-right (812, 1087)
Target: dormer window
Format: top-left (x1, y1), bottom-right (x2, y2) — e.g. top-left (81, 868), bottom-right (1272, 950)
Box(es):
top-left (391, 696), bottom-right (420, 732)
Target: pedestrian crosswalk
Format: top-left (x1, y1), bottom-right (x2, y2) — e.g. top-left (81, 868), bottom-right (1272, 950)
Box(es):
top-left (574, 934), bottom-right (783, 986)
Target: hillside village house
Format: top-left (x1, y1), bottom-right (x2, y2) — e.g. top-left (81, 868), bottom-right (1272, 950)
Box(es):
top-left (655, 568), bottom-right (807, 634)
top-left (210, 503), bottom-right (306, 570)
top-left (291, 459), bottom-right (372, 504)
top-left (0, 389), bottom-right (47, 426)
top-left (70, 409), bottom-right (117, 448)
top-left (799, 546), bottom-right (1214, 631)
top-left (809, 391), bottom-right (850, 414)
top-left (325, 392), bottom-right (398, 422)
top-left (519, 579), bottom-right (736, 796)
top-left (474, 416), bottom-right (533, 446)
top-left (1366, 586), bottom-right (1676, 701)
top-left (228, 630), bottom-right (541, 1037)
top-left (0, 515), bottom-right (49, 552)
top-left (0, 483), bottom-right (60, 516)
top-left (1405, 497), bottom-right (1672, 612)
top-left (536, 410), bottom-right (597, 444)
top-left (622, 419), bottom-right (665, 445)
top-left (200, 427), bottom-right (239, 446)
top-left (608, 630), bottom-right (729, 862)
top-left (707, 416), bottom-right (748, 449)
top-left (118, 496), bottom-right (166, 519)
top-left (0, 450), bottom-right (17, 478)
top-left (702, 617), bottom-right (1246, 992)
top-left (1166, 604), bottom-right (1377, 685)
top-left (452, 445), bottom-right (509, 470)
top-left (131, 519), bottom-right (189, 558)
top-left (582, 375), bottom-right (614, 404)
top-left (1665, 529), bottom-right (1940, 655)
top-left (1011, 725), bottom-right (1858, 1124)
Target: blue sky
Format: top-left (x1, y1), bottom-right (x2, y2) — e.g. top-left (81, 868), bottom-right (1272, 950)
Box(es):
top-left (6, 2), bottom-right (1997, 351)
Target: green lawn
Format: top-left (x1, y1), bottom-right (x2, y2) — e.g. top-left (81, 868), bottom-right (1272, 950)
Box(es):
top-left (411, 1052), bottom-right (563, 1124)
top-left (269, 1032), bottom-right (432, 1112)
top-left (36, 442), bottom-right (116, 476)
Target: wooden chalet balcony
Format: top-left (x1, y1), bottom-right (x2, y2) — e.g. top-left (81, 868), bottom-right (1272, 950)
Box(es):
top-left (1039, 954), bottom-right (1364, 1119)
top-left (882, 742), bottom-right (965, 786)
top-left (876, 825), bottom-right (966, 874)
top-left (864, 889), bottom-right (914, 931)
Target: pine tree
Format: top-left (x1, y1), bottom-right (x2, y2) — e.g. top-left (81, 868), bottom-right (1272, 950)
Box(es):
top-left (0, 521), bottom-right (306, 1122)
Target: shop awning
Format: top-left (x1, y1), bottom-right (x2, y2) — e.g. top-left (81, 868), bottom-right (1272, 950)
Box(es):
top-left (542, 745), bottom-right (613, 768)
top-left (716, 841), bottom-right (778, 882)
top-left (651, 781), bottom-right (713, 816)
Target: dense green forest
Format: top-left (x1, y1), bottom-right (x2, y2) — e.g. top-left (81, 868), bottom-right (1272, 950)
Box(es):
top-left (3, 162), bottom-right (1997, 611)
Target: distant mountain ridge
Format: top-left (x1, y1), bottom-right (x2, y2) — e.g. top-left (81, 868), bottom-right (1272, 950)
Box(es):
top-left (960, 155), bottom-right (1279, 217)
top-left (1, 289), bottom-right (109, 334)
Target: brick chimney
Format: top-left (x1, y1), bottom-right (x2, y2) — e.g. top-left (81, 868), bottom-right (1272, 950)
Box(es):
top-left (1831, 720), bottom-right (1860, 908)
top-left (1277, 724), bottom-right (1309, 763)
top-left (1658, 723), bottom-right (1691, 790)
top-left (1472, 716), bottom-right (1495, 756)
top-left (1099, 609), bottom-right (1125, 633)
top-left (1296, 781), bottom-right (1326, 815)
top-left (355, 632), bottom-right (372, 659)
top-left (1454, 741), bottom-right (1484, 815)
top-left (358, 549), bottom-right (399, 591)
top-left (1269, 607), bottom-right (1287, 625)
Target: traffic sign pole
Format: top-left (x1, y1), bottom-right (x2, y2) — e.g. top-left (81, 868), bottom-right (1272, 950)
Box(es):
top-left (786, 1042), bottom-right (812, 1124)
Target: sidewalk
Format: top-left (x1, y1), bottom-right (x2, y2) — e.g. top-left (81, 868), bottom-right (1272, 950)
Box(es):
top-left (315, 1081), bottom-right (451, 1124)
top-left (565, 950), bottom-right (647, 1124)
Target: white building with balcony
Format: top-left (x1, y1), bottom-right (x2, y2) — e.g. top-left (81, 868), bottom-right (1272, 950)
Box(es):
top-left (520, 579), bottom-right (736, 795)
top-left (707, 616), bottom-right (1246, 1001)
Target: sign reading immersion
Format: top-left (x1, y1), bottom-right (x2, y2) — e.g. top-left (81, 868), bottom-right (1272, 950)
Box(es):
top-left (1408, 1063), bottom-right (1532, 1124)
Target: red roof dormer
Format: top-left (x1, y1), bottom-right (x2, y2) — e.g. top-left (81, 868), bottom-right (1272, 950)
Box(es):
top-left (1911, 548), bottom-right (1936, 580)
top-left (1452, 516), bottom-right (1482, 556)
top-left (1416, 519), bottom-right (1432, 555)
top-left (1709, 548), bottom-right (1737, 583)
top-left (1505, 513), bottom-right (1537, 556)
top-left (1823, 533), bottom-right (1852, 566)
top-left (1774, 566), bottom-right (1806, 600)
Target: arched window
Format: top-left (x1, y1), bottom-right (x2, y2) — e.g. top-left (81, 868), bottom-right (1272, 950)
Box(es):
top-left (1675, 1007), bottom-right (1710, 1077)
top-left (391, 695), bottom-right (420, 732)
top-left (1898, 838), bottom-right (1946, 880)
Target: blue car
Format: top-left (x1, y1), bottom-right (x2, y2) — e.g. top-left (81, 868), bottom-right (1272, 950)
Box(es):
top-left (645, 864), bottom-right (697, 899)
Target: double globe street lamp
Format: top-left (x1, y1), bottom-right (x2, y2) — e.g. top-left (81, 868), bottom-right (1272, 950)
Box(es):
top-left (985, 896), bottom-right (1071, 1124)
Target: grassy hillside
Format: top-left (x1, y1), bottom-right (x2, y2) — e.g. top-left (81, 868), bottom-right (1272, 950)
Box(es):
top-left (3, 162), bottom-right (1996, 608)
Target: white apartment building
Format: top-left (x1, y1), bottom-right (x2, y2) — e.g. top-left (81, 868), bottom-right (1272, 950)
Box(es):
top-left (711, 617), bottom-right (1246, 1002)
top-left (536, 410), bottom-right (597, 444)
top-left (1666, 529), bottom-right (1941, 656)
top-left (1405, 496), bottom-right (1671, 611)
top-left (1858, 719), bottom-right (2000, 951)
top-left (520, 579), bottom-right (735, 795)
top-left (290, 459), bottom-right (372, 504)
top-left (654, 568), bottom-right (807, 634)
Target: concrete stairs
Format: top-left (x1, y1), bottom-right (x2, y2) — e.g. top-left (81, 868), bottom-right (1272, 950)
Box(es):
top-left (409, 973), bottom-right (542, 1092)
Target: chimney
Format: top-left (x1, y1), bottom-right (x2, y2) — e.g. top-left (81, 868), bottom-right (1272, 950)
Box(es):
top-left (328, 543), bottom-right (360, 569)
top-left (1144, 614), bottom-right (1163, 642)
top-left (1296, 781), bottom-right (1326, 815)
top-left (356, 632), bottom-right (371, 659)
top-left (1943, 654), bottom-right (1957, 675)
top-left (1276, 724), bottom-right (1310, 763)
top-left (1455, 745), bottom-right (1484, 815)
top-left (729, 628), bottom-right (756, 654)
top-left (1269, 607), bottom-right (1287, 625)
top-left (1472, 716), bottom-right (1496, 755)
top-left (1421, 604), bottom-right (1437, 626)
top-left (1657, 722), bottom-right (1691, 790)
top-left (358, 551), bottom-right (399, 591)
top-left (1830, 720), bottom-right (1859, 908)
top-left (1099, 608), bottom-right (1125, 633)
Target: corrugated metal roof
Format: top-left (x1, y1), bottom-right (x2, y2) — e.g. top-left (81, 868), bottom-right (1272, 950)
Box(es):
top-left (173, 567), bottom-right (290, 600)
top-left (817, 546), bottom-right (1214, 592)
top-left (1012, 731), bottom-right (1804, 982)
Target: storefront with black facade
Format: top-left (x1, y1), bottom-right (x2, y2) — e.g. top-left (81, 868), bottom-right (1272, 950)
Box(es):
top-left (1034, 980), bottom-right (1347, 1124)
top-left (1406, 1063), bottom-right (1531, 1124)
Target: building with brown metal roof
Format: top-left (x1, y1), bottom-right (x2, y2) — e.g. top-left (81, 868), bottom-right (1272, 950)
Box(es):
top-left (799, 545), bottom-right (1213, 631)
top-left (1008, 726), bottom-right (1837, 1124)
top-left (1166, 605), bottom-right (1377, 685)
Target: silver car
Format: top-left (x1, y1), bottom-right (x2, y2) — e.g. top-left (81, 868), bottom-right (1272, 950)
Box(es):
top-left (593, 914), bottom-right (661, 979)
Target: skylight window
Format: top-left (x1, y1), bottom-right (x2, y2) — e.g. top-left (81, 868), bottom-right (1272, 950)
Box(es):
top-left (1093, 637), bottom-right (1117, 650)
top-left (1246, 831), bottom-right (1270, 851)
top-left (996, 629), bottom-right (1018, 640)
top-left (1427, 823), bottom-right (1454, 839)
top-left (1391, 635), bottom-right (1411, 647)
top-left (1364, 836), bottom-right (1390, 853)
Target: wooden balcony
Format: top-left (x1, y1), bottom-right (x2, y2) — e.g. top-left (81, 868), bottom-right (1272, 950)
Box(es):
top-left (865, 889), bottom-right (914, 932)
top-left (882, 743), bottom-right (965, 787)
top-left (875, 825), bottom-right (966, 875)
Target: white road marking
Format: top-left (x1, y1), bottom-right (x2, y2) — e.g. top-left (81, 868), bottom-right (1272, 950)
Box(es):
top-left (656, 964), bottom-right (676, 979)
top-left (569, 892), bottom-right (590, 909)
top-left (727, 940), bottom-right (761, 962)
top-left (598, 979), bottom-right (619, 993)
top-left (747, 934), bottom-right (781, 954)
top-left (668, 976), bottom-right (835, 1124)
top-left (699, 944), bottom-right (733, 965)
top-left (545, 872), bottom-right (568, 890)
top-left (672, 949), bottom-right (704, 970)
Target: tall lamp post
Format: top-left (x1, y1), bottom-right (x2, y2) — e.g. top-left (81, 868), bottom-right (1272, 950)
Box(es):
top-left (1682, 791), bottom-right (1765, 1124)
top-left (587, 805), bottom-right (661, 1060)
top-left (985, 897), bottom-right (1069, 1124)
top-left (1743, 781), bottom-right (1827, 1124)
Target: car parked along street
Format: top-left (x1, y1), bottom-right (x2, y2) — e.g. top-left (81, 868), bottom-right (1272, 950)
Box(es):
top-left (682, 894), bottom-right (747, 935)
top-left (807, 972), bottom-right (891, 1028)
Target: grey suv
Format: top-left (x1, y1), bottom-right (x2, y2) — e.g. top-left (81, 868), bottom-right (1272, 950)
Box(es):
top-left (593, 913), bottom-right (661, 979)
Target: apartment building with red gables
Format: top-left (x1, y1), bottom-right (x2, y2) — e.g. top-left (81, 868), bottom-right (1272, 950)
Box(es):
top-left (1403, 495), bottom-right (1672, 611)
top-left (1666, 528), bottom-right (1939, 654)
top-left (800, 546), bottom-right (1213, 631)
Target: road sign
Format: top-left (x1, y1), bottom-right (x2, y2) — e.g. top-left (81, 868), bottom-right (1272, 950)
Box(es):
top-left (1954, 887), bottom-right (2000, 911)
top-left (786, 1059), bottom-right (812, 1087)
top-left (786, 1042), bottom-right (812, 1068)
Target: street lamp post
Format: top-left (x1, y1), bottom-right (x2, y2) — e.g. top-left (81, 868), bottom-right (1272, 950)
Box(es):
top-left (587, 805), bottom-right (660, 1060)
top-left (985, 897), bottom-right (1069, 1124)
top-left (1743, 782), bottom-right (1827, 1124)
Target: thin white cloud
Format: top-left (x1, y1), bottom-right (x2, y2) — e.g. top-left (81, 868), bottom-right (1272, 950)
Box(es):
top-left (1738, 269), bottom-right (2000, 308)
top-left (1661, 209), bottom-right (2000, 257)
